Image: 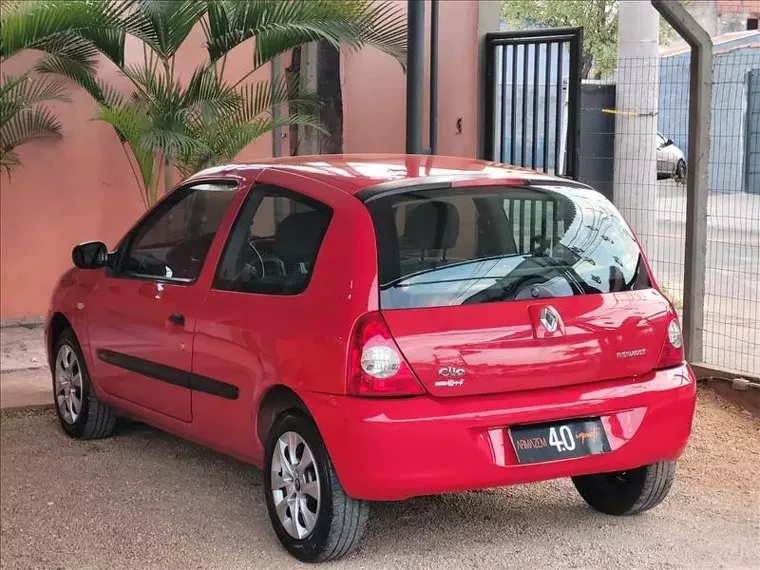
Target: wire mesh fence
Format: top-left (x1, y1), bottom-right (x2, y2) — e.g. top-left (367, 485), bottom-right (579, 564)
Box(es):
top-left (579, 48), bottom-right (760, 376)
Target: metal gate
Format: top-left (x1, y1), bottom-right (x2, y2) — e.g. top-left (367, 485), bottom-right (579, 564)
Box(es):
top-left (483, 27), bottom-right (583, 179)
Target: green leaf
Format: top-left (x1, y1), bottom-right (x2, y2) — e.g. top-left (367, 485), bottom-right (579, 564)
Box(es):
top-left (182, 66), bottom-right (242, 120)
top-left (0, 71), bottom-right (70, 174)
top-left (124, 0), bottom-right (207, 61)
top-left (501, 0), bottom-right (617, 77)
top-left (179, 113), bottom-right (323, 175)
top-left (1, 105), bottom-right (63, 156)
top-left (205, 0), bottom-right (406, 69)
top-left (236, 75), bottom-right (317, 124)
top-left (96, 103), bottom-right (155, 204)
top-left (35, 54), bottom-right (123, 106)
top-left (1, 0), bottom-right (128, 64)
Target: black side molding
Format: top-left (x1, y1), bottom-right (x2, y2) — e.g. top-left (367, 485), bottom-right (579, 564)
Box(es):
top-left (96, 349), bottom-right (239, 400)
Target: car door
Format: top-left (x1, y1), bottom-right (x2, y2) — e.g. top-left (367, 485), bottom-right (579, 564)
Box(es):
top-left (86, 180), bottom-right (239, 421)
top-left (188, 170), bottom-right (345, 461)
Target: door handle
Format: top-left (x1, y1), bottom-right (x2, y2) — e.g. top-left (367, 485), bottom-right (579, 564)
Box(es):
top-left (168, 312), bottom-right (185, 326)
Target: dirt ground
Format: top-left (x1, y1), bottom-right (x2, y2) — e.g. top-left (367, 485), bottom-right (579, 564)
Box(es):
top-left (1, 386), bottom-right (758, 570)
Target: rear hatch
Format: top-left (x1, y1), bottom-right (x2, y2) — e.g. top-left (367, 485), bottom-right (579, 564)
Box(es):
top-left (365, 182), bottom-right (671, 398)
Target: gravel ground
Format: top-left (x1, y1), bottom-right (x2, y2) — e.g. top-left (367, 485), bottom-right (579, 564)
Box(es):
top-left (1, 386), bottom-right (758, 570)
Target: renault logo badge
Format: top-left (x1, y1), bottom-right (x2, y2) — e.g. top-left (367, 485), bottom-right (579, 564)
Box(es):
top-left (539, 306), bottom-right (560, 333)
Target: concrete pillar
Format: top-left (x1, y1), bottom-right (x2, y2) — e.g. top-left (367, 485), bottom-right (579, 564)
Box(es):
top-left (613, 0), bottom-right (660, 253)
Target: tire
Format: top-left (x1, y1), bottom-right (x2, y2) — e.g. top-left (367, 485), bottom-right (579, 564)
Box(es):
top-left (572, 461), bottom-right (676, 516)
top-left (263, 413), bottom-right (369, 563)
top-left (52, 328), bottom-right (116, 439)
top-left (675, 159), bottom-right (686, 184)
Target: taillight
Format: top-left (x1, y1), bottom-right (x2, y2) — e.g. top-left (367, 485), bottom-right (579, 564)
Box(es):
top-left (347, 312), bottom-right (424, 397)
top-left (655, 315), bottom-right (685, 370)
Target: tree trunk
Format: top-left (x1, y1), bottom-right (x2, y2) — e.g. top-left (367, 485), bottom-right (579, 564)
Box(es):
top-left (315, 41), bottom-right (343, 154)
top-left (286, 46), bottom-right (302, 156)
top-left (582, 52), bottom-right (594, 79)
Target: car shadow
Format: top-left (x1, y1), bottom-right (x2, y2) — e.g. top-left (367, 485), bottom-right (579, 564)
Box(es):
top-left (41, 413), bottom-right (653, 561)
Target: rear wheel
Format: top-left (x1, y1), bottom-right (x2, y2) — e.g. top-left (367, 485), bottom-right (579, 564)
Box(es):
top-left (572, 461), bottom-right (676, 515)
top-left (675, 159), bottom-right (686, 184)
top-left (263, 413), bottom-right (369, 562)
top-left (52, 329), bottom-right (115, 439)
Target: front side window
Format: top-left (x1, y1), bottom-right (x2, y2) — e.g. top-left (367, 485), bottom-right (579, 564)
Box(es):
top-left (366, 185), bottom-right (650, 309)
top-left (121, 181), bottom-right (237, 281)
top-left (213, 185), bottom-right (332, 295)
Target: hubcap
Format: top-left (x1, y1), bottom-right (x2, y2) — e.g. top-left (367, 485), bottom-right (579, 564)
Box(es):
top-left (271, 431), bottom-right (321, 539)
top-left (54, 345), bottom-right (83, 424)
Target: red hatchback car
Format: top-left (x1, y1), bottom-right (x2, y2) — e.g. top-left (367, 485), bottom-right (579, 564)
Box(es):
top-left (46, 155), bottom-right (696, 562)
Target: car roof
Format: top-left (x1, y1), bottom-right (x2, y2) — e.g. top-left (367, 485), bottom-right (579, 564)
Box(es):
top-left (188, 154), bottom-right (586, 197)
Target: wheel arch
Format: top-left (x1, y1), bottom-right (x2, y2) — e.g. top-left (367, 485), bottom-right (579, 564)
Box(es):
top-left (48, 312), bottom-right (73, 368)
top-left (256, 385), bottom-right (311, 447)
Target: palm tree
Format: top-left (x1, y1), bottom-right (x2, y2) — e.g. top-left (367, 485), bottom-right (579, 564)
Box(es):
top-left (0, 0), bottom-right (127, 175)
top-left (46, 0), bottom-right (406, 207)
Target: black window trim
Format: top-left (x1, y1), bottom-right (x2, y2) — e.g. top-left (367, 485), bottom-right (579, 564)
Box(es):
top-left (106, 178), bottom-right (240, 285)
top-left (211, 182), bottom-right (333, 296)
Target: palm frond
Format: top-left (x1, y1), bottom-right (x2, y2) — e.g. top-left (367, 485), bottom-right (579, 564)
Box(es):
top-left (0, 106), bottom-right (63, 158)
top-left (205, 0), bottom-right (406, 69)
top-left (124, 0), bottom-right (207, 61)
top-left (0, 147), bottom-right (20, 174)
top-left (96, 103), bottom-right (155, 204)
top-left (236, 75), bottom-right (317, 124)
top-left (182, 66), bottom-right (241, 120)
top-left (1, 0), bottom-right (128, 63)
top-left (0, 73), bottom-right (69, 126)
top-left (140, 128), bottom-right (206, 158)
top-left (179, 112), bottom-right (323, 175)
top-left (35, 54), bottom-right (123, 107)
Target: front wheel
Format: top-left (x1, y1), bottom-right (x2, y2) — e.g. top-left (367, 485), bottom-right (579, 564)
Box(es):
top-left (52, 328), bottom-right (116, 439)
top-left (263, 413), bottom-right (369, 562)
top-left (572, 461), bottom-right (676, 515)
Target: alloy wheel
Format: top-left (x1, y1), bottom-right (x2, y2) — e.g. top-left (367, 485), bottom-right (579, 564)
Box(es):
top-left (270, 431), bottom-right (321, 539)
top-left (54, 345), bottom-right (83, 424)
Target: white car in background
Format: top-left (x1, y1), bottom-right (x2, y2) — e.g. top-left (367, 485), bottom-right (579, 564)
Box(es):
top-left (656, 132), bottom-right (686, 183)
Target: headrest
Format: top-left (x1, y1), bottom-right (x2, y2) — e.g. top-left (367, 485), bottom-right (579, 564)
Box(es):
top-left (403, 201), bottom-right (459, 250)
top-left (275, 211), bottom-right (331, 264)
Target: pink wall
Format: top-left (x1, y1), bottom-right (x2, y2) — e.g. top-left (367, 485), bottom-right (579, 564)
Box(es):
top-left (0, 0), bottom-right (480, 319)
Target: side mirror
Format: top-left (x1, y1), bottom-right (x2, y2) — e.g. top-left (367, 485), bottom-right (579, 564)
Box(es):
top-left (72, 241), bottom-right (108, 269)
top-left (665, 138), bottom-right (674, 146)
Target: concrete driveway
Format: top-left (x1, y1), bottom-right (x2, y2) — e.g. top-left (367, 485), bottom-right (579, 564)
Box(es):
top-left (1, 386), bottom-right (758, 570)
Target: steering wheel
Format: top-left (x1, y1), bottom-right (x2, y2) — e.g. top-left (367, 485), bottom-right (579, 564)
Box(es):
top-left (137, 253), bottom-right (171, 278)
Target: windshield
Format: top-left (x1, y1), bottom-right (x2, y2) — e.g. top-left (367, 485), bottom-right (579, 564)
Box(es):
top-left (366, 184), bottom-right (651, 309)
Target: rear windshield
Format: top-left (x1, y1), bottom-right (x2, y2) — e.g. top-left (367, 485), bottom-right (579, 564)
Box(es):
top-left (366, 185), bottom-right (651, 309)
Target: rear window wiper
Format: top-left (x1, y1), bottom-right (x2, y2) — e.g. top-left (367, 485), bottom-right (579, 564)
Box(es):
top-left (379, 253), bottom-right (523, 290)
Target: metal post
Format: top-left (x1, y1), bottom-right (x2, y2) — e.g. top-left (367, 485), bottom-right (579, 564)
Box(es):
top-left (429, 0), bottom-right (439, 154)
top-left (651, 0), bottom-right (713, 363)
top-left (566, 28), bottom-right (582, 178)
top-left (406, 0), bottom-right (424, 154)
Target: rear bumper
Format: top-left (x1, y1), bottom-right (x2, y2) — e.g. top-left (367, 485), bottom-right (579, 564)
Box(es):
top-left (303, 364), bottom-right (697, 501)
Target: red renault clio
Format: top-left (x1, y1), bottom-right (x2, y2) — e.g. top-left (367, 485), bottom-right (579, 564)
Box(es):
top-left (46, 155), bottom-right (696, 562)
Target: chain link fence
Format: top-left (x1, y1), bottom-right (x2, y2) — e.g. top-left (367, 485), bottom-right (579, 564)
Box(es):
top-left (579, 46), bottom-right (760, 377)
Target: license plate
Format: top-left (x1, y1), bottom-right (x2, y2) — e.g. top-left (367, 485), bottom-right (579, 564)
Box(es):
top-left (509, 418), bottom-right (610, 464)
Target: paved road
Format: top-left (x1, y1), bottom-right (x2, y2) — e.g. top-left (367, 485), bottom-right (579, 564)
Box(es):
top-left (644, 182), bottom-right (760, 375)
top-left (1, 387), bottom-right (758, 570)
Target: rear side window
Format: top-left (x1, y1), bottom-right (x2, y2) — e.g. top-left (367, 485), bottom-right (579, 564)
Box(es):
top-left (366, 185), bottom-right (650, 309)
top-left (213, 185), bottom-right (332, 295)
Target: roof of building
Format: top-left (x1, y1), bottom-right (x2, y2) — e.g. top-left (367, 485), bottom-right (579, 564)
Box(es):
top-left (660, 29), bottom-right (760, 57)
top-left (190, 154), bottom-right (576, 196)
